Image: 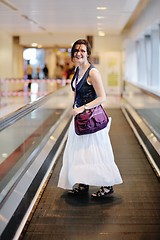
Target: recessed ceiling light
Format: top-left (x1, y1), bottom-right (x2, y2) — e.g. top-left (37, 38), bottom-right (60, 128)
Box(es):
top-left (96, 7), bottom-right (107, 10)
top-left (98, 31), bottom-right (105, 37)
top-left (97, 16), bottom-right (105, 19)
top-left (2, 153), bottom-right (8, 158)
top-left (31, 43), bottom-right (38, 47)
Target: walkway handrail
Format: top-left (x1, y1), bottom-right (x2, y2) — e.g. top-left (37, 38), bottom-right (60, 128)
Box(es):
top-left (0, 91), bottom-right (55, 131)
top-left (124, 80), bottom-right (160, 98)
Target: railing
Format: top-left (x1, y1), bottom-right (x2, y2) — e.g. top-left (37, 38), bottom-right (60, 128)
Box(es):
top-left (0, 86), bottom-right (72, 204)
top-left (0, 86), bottom-right (72, 239)
top-left (0, 78), bottom-right (70, 96)
top-left (0, 78), bottom-right (71, 111)
top-left (0, 91), bottom-right (56, 131)
top-left (122, 81), bottom-right (160, 178)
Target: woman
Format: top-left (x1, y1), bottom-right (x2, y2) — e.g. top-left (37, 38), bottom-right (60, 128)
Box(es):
top-left (58, 39), bottom-right (123, 198)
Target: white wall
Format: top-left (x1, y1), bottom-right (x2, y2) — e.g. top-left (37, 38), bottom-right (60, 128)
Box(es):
top-left (123, 0), bottom-right (160, 92)
top-left (0, 33), bottom-right (13, 78)
top-left (12, 37), bottom-right (24, 79)
top-left (126, 0), bottom-right (160, 40)
top-left (44, 49), bottom-right (56, 78)
top-left (124, 39), bottom-right (138, 83)
top-left (20, 34), bottom-right (86, 47)
top-left (94, 35), bottom-right (123, 52)
top-left (0, 35), bottom-right (24, 91)
top-left (93, 36), bottom-right (123, 94)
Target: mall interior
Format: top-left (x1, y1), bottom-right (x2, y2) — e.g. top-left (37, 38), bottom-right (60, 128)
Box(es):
top-left (0, 0), bottom-right (160, 239)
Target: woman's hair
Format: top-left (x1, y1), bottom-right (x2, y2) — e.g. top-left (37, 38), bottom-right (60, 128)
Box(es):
top-left (71, 39), bottom-right (91, 62)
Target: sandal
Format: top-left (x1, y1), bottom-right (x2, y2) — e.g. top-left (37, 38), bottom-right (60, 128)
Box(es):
top-left (68, 184), bottom-right (89, 196)
top-left (91, 186), bottom-right (114, 198)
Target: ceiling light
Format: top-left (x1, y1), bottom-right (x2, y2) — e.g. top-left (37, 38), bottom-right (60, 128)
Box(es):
top-left (2, 153), bottom-right (8, 158)
top-left (98, 31), bottom-right (105, 37)
top-left (50, 136), bottom-right (55, 141)
top-left (31, 43), bottom-right (38, 47)
top-left (97, 16), bottom-right (105, 19)
top-left (96, 7), bottom-right (107, 10)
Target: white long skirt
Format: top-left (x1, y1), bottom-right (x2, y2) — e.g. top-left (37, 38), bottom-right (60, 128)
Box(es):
top-left (58, 117), bottom-right (123, 190)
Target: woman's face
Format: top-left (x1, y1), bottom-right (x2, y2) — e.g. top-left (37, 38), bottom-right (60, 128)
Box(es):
top-left (73, 44), bottom-right (88, 65)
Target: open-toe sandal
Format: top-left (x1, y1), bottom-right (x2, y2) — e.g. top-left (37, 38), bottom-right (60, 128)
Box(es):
top-left (68, 184), bottom-right (89, 196)
top-left (91, 186), bottom-right (114, 199)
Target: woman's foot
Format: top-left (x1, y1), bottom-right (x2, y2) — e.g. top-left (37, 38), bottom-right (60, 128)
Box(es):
top-left (91, 186), bottom-right (114, 198)
top-left (68, 184), bottom-right (89, 196)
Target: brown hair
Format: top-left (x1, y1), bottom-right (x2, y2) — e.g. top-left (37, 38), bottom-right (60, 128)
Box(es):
top-left (71, 39), bottom-right (91, 62)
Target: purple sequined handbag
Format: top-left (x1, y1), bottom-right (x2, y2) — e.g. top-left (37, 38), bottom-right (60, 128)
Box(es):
top-left (75, 105), bottom-right (109, 135)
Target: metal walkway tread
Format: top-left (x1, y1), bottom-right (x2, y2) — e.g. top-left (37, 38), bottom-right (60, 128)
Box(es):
top-left (21, 109), bottom-right (160, 240)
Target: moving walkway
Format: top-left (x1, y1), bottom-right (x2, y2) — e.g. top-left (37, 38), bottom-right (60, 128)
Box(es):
top-left (0, 85), bottom-right (159, 240)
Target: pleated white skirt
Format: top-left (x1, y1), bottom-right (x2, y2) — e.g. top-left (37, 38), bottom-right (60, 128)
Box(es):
top-left (58, 117), bottom-right (123, 189)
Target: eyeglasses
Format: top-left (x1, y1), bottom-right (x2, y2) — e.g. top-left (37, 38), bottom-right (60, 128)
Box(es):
top-left (74, 49), bottom-right (86, 54)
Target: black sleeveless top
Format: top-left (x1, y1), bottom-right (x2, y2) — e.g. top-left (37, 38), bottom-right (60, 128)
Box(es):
top-left (71, 65), bottom-right (97, 107)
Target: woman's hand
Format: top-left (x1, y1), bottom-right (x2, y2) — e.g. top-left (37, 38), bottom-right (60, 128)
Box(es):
top-left (72, 106), bottom-right (84, 117)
